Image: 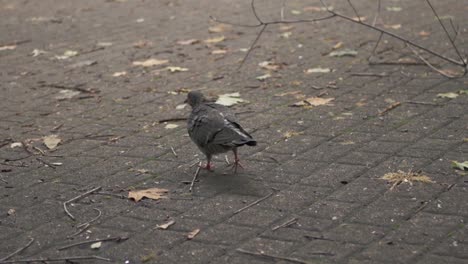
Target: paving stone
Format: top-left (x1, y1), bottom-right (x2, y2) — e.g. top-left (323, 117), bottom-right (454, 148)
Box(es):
top-left (357, 242), bottom-right (425, 264)
top-left (300, 163), bottom-right (367, 188)
top-left (290, 239), bottom-right (362, 262)
top-left (300, 199), bottom-right (362, 221)
top-left (194, 223), bottom-right (260, 246)
top-left (324, 223), bottom-right (387, 244)
top-left (159, 241), bottom-right (226, 264)
top-left (238, 237), bottom-right (298, 256)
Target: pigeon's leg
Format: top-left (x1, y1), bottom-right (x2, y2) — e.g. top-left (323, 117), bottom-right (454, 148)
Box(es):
top-left (199, 155), bottom-right (214, 171)
top-left (230, 148), bottom-right (244, 173)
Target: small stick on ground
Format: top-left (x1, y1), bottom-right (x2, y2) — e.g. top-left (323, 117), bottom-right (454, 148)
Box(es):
top-left (405, 101), bottom-right (440, 106)
top-left (233, 189), bottom-right (276, 215)
top-left (0, 255), bottom-right (111, 263)
top-left (189, 162), bottom-right (202, 192)
top-left (224, 155), bottom-right (230, 165)
top-left (378, 102), bottom-right (401, 116)
top-left (236, 249), bottom-right (333, 264)
top-left (0, 238), bottom-right (35, 261)
top-left (63, 186), bottom-right (102, 221)
top-left (157, 117), bottom-right (187, 124)
top-left (36, 158), bottom-right (57, 169)
top-left (77, 208), bottom-right (102, 228)
top-left (170, 147), bottom-right (178, 158)
top-left (58, 236), bottom-right (128, 251)
top-left (350, 72), bottom-right (387, 77)
top-left (271, 217), bottom-right (298, 231)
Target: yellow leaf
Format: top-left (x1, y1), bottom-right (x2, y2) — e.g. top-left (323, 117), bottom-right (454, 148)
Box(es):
top-left (133, 59), bottom-right (168, 67)
top-left (128, 188), bottom-right (168, 202)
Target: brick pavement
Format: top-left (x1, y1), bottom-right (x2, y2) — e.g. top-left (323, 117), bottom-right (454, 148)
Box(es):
top-left (1, 0), bottom-right (467, 263)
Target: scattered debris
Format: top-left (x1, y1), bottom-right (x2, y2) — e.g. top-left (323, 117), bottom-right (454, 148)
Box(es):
top-left (305, 67), bottom-right (332, 74)
top-left (90, 242), bottom-right (102, 249)
top-left (132, 59), bottom-right (168, 67)
top-left (43, 135), bottom-right (61, 149)
top-left (0, 45), bottom-right (17, 51)
top-left (177, 39), bottom-right (199, 45)
top-left (386, 6), bottom-right (402, 12)
top-left (452, 161), bottom-right (468, 171)
top-left (291, 97), bottom-right (334, 107)
top-left (31, 49), bottom-right (47, 57)
top-left (69, 60), bottom-right (97, 69)
top-left (272, 218), bottom-right (298, 231)
top-left (378, 102), bottom-right (401, 116)
top-left (211, 49), bottom-right (227, 55)
top-left (204, 36), bottom-right (225, 44)
top-left (282, 131), bottom-right (303, 140)
top-left (10, 142), bottom-right (23, 148)
top-left (128, 188), bottom-right (168, 202)
top-left (112, 71), bottom-right (127, 77)
top-left (187, 228), bottom-right (200, 240)
top-left (259, 61), bottom-right (282, 71)
top-left (208, 24), bottom-right (231, 33)
top-left (156, 219), bottom-right (176, 230)
top-left (58, 236), bottom-right (128, 251)
top-left (7, 208), bottom-right (16, 216)
top-left (166, 66), bottom-right (189, 72)
top-left (215, 92), bottom-right (249, 106)
top-left (256, 73), bottom-right (272, 81)
top-left (329, 49), bottom-right (358, 57)
top-left (380, 170), bottom-right (434, 190)
top-left (164, 123), bottom-right (179, 129)
top-left (437, 92), bottom-right (458, 99)
top-left (55, 89), bottom-right (80, 100)
top-left (55, 50), bottom-right (78, 60)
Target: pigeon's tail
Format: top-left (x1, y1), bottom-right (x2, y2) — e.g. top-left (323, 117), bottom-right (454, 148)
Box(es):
top-left (246, 140), bottom-right (257, 146)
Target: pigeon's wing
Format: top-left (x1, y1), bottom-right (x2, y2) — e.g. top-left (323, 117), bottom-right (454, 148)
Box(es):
top-left (187, 106), bottom-right (226, 148)
top-left (209, 118), bottom-right (255, 147)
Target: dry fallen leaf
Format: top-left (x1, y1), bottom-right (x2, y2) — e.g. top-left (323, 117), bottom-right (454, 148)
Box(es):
top-left (305, 67), bottom-right (332, 74)
top-left (55, 89), bottom-right (80, 100)
top-left (208, 24), bottom-right (231, 33)
top-left (292, 97), bottom-right (334, 107)
top-left (437, 92), bottom-right (458, 99)
top-left (166, 66), bottom-right (189, 72)
top-left (31, 49), bottom-right (47, 57)
top-left (7, 208), bottom-right (15, 216)
top-left (204, 36), bottom-right (225, 44)
top-left (259, 61), bottom-right (282, 71)
top-left (165, 123), bottom-right (179, 129)
top-left (216, 92), bottom-right (248, 106)
top-left (133, 58), bottom-right (168, 67)
top-left (0, 45), bottom-right (17, 51)
top-left (211, 49), bottom-right (227, 55)
top-left (112, 71), bottom-right (127, 77)
top-left (384, 24), bottom-right (402, 30)
top-left (303, 6), bottom-right (326, 12)
top-left (386, 6), bottom-right (402, 12)
top-left (156, 219), bottom-right (176, 230)
top-left (256, 73), bottom-right (272, 81)
top-left (274, 91), bottom-right (303, 97)
top-left (332, 42), bottom-right (343, 50)
top-left (282, 131), bottom-right (303, 140)
top-left (90, 242), bottom-right (102, 249)
top-left (418, 31), bottom-right (431, 37)
top-left (177, 39), bottom-right (199, 45)
top-left (187, 228), bottom-right (200, 240)
top-left (10, 142), bottom-right (23, 148)
top-left (452, 161), bottom-right (468, 171)
top-left (128, 188), bottom-right (168, 202)
top-left (55, 50), bottom-right (78, 60)
top-left (133, 40), bottom-right (153, 48)
top-left (43, 135), bottom-right (61, 149)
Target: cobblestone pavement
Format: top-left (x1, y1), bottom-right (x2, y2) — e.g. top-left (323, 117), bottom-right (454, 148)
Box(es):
top-left (1, 0), bottom-right (468, 263)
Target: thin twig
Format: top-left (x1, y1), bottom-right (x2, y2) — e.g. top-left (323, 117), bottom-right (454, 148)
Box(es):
top-left (232, 189), bottom-right (276, 215)
top-left (238, 24), bottom-right (267, 70)
top-left (318, 0), bottom-right (466, 67)
top-left (189, 162), bottom-right (202, 192)
top-left (68, 223), bottom-right (90, 237)
top-left (378, 102), bottom-right (401, 116)
top-left (63, 186), bottom-right (102, 221)
top-left (425, 0), bottom-right (465, 63)
top-left (58, 236), bottom-right (128, 251)
top-left (408, 45), bottom-right (461, 78)
top-left (0, 238), bottom-right (35, 261)
top-left (347, 0), bottom-right (361, 22)
top-left (271, 217), bottom-right (298, 231)
top-left (36, 158), bottom-right (57, 169)
top-left (0, 255), bottom-right (111, 263)
top-left (236, 249), bottom-right (333, 263)
top-left (372, 0), bottom-right (381, 27)
top-left (170, 147), bottom-right (178, 158)
top-left (350, 72), bottom-right (387, 77)
top-left (404, 101), bottom-right (440, 106)
top-left (77, 208), bottom-right (102, 228)
top-left (157, 117), bottom-right (187, 124)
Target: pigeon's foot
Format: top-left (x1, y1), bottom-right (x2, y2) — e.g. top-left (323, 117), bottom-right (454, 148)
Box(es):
top-left (229, 159), bottom-right (244, 173)
top-left (199, 162), bottom-right (214, 171)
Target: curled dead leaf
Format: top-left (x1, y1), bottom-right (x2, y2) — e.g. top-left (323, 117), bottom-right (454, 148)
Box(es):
top-left (43, 135), bottom-right (61, 149)
top-left (291, 97), bottom-right (334, 107)
top-left (177, 39), bottom-right (200, 45)
top-left (133, 59), bottom-right (168, 67)
top-left (204, 36), bottom-right (225, 44)
top-left (128, 188), bottom-right (168, 202)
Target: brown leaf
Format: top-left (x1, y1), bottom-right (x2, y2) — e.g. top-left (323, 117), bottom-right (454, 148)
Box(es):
top-left (292, 97), bottom-right (334, 107)
top-left (156, 219), bottom-right (176, 230)
top-left (0, 45), bottom-right (17, 51)
top-left (128, 188), bottom-right (168, 202)
top-left (43, 135), bottom-right (61, 149)
top-left (418, 30), bottom-right (431, 37)
top-left (208, 24), bottom-right (231, 33)
top-left (187, 228), bottom-right (200, 240)
top-left (133, 40), bottom-right (153, 48)
top-left (258, 61), bottom-right (282, 71)
top-left (132, 59), bottom-right (168, 67)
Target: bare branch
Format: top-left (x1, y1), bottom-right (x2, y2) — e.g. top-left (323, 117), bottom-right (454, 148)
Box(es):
top-left (408, 45), bottom-right (467, 78)
top-left (347, 0), bottom-right (361, 22)
top-left (238, 24), bottom-right (267, 70)
top-left (251, 0), bottom-right (263, 24)
top-left (425, 0), bottom-right (465, 63)
top-left (372, 0), bottom-right (382, 27)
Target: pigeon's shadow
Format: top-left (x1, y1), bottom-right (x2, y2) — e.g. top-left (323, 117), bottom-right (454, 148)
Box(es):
top-left (197, 169), bottom-right (269, 196)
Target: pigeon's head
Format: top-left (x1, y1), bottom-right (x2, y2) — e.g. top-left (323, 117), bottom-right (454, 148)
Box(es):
top-left (185, 91), bottom-right (205, 108)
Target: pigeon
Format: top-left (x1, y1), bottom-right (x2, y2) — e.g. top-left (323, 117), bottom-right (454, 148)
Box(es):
top-left (186, 91), bottom-right (256, 172)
